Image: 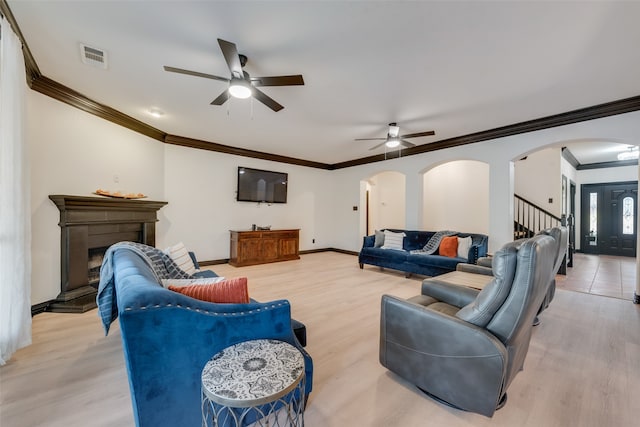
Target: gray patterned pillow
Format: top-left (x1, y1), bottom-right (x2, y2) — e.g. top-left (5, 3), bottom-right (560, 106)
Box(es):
top-left (374, 230), bottom-right (385, 247)
top-left (422, 230), bottom-right (457, 254)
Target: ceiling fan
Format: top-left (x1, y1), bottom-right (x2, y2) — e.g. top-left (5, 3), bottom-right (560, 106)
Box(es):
top-left (164, 38), bottom-right (304, 112)
top-left (356, 123), bottom-right (435, 150)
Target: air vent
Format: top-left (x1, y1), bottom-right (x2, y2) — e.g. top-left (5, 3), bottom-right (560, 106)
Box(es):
top-left (80, 43), bottom-right (108, 69)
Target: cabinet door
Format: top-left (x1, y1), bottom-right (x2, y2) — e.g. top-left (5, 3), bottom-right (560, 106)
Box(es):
top-left (262, 238), bottom-right (279, 261)
top-left (279, 238), bottom-right (299, 258)
top-left (238, 239), bottom-right (263, 264)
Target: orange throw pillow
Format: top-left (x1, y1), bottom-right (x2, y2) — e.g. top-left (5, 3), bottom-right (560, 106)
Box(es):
top-left (439, 236), bottom-right (458, 258)
top-left (169, 277), bottom-right (250, 304)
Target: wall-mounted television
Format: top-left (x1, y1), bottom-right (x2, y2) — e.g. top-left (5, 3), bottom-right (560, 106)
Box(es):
top-left (237, 167), bottom-right (288, 203)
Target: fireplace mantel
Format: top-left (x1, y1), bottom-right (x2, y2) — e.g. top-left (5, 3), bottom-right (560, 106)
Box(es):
top-left (49, 194), bottom-right (167, 312)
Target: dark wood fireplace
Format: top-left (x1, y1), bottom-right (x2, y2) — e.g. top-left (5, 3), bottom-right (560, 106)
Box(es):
top-left (48, 195), bottom-right (167, 313)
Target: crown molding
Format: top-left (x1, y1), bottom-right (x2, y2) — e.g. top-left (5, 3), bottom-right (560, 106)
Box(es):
top-left (576, 159), bottom-right (638, 170)
top-left (333, 95), bottom-right (640, 169)
top-left (561, 147), bottom-right (580, 169)
top-left (164, 135), bottom-right (332, 169)
top-left (31, 75), bottom-right (167, 142)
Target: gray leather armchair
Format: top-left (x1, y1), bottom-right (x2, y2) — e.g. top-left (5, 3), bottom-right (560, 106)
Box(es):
top-left (457, 226), bottom-right (568, 323)
top-left (379, 234), bottom-right (558, 417)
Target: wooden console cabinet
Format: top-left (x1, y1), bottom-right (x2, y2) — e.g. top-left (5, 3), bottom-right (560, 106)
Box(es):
top-left (229, 229), bottom-right (300, 267)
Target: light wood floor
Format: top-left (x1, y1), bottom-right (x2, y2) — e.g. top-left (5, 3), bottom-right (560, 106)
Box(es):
top-left (1, 252), bottom-right (639, 426)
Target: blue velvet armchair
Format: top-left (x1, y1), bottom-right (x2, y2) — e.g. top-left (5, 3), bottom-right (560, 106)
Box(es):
top-left (105, 248), bottom-right (313, 427)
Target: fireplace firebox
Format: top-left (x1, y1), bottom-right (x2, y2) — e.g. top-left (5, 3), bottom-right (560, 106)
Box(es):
top-left (49, 195), bottom-right (167, 313)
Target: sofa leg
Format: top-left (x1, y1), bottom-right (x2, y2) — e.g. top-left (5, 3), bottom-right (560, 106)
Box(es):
top-left (405, 272), bottom-right (412, 278)
top-left (359, 263), bottom-right (363, 269)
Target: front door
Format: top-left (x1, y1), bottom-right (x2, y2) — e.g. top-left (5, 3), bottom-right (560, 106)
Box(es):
top-left (581, 181), bottom-right (638, 257)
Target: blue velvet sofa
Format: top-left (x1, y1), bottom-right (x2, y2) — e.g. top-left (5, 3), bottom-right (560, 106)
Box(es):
top-left (359, 229), bottom-right (488, 277)
top-left (102, 247), bottom-right (313, 427)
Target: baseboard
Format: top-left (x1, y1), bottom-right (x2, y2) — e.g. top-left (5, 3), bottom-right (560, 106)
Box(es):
top-left (199, 259), bottom-right (229, 266)
top-left (325, 248), bottom-right (359, 256)
top-left (299, 248), bottom-right (333, 255)
top-left (31, 300), bottom-right (53, 316)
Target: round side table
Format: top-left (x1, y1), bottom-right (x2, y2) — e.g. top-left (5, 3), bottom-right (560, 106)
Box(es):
top-left (201, 339), bottom-right (305, 427)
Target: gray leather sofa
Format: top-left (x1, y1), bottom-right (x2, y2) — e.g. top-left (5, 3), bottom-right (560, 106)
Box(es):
top-left (379, 234), bottom-right (558, 417)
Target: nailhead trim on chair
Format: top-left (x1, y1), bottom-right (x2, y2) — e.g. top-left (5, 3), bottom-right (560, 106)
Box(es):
top-left (123, 302), bottom-right (287, 316)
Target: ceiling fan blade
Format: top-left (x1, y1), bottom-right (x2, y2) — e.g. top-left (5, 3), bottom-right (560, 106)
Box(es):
top-left (401, 130), bottom-right (436, 139)
top-left (253, 87), bottom-right (284, 112)
top-left (164, 66), bottom-right (229, 82)
top-left (251, 75), bottom-right (305, 87)
top-left (217, 39), bottom-right (244, 79)
top-left (400, 139), bottom-right (416, 148)
top-left (355, 137), bottom-right (386, 141)
top-left (369, 141), bottom-right (388, 151)
top-left (210, 91), bottom-right (229, 106)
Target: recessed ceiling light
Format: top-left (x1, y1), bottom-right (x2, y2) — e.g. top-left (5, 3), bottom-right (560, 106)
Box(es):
top-left (148, 108), bottom-right (165, 118)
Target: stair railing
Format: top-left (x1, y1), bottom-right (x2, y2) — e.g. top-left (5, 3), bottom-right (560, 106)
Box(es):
top-left (514, 194), bottom-right (563, 239)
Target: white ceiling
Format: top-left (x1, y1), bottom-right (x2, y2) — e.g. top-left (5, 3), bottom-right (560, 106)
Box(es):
top-left (7, 0), bottom-right (640, 165)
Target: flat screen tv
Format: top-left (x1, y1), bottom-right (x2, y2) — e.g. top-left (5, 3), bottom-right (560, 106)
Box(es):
top-left (237, 167), bottom-right (288, 203)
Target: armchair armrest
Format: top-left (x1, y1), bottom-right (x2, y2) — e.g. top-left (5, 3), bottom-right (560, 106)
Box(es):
top-left (362, 235), bottom-right (375, 248)
top-left (457, 263), bottom-right (493, 276)
top-left (477, 256), bottom-right (493, 268)
top-left (466, 235), bottom-right (488, 264)
top-left (188, 251), bottom-right (200, 269)
top-left (420, 280), bottom-right (480, 308)
top-left (381, 295), bottom-right (506, 357)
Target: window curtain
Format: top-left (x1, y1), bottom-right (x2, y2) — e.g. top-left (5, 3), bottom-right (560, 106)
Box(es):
top-left (0, 15), bottom-right (32, 365)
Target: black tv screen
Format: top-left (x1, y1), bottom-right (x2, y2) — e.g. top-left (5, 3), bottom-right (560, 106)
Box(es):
top-left (237, 167), bottom-right (288, 203)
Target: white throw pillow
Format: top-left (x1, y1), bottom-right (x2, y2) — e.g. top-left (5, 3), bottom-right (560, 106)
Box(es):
top-left (165, 242), bottom-right (197, 275)
top-left (381, 230), bottom-right (405, 250)
top-left (161, 277), bottom-right (226, 288)
top-left (457, 236), bottom-right (473, 259)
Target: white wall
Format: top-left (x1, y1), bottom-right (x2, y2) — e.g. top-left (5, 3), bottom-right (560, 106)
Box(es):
top-left (28, 91), bottom-right (166, 305)
top-left (577, 165), bottom-right (637, 185)
top-left (364, 171), bottom-right (406, 232)
top-left (160, 144), bottom-right (334, 261)
top-left (514, 147), bottom-right (562, 217)
top-left (423, 160), bottom-right (489, 234)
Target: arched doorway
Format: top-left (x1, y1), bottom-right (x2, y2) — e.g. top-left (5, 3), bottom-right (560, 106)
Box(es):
top-left (361, 171), bottom-right (406, 235)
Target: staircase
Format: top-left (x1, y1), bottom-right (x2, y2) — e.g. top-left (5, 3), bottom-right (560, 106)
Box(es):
top-left (514, 194), bottom-right (572, 273)
top-left (514, 194), bottom-right (563, 238)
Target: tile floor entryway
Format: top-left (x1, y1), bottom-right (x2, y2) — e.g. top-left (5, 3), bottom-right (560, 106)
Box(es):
top-left (556, 252), bottom-right (637, 300)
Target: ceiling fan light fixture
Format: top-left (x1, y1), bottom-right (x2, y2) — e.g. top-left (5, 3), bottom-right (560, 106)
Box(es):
top-left (228, 78), bottom-right (252, 99)
top-left (617, 146), bottom-right (639, 161)
top-left (385, 137), bottom-right (401, 148)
